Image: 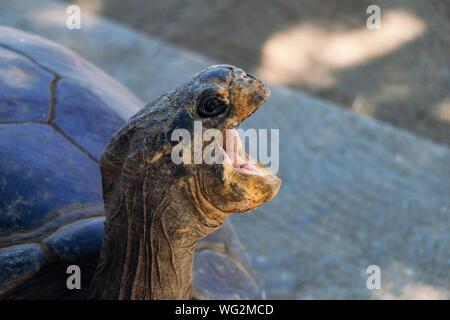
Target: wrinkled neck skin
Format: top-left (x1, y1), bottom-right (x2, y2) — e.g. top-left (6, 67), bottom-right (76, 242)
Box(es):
top-left (91, 174), bottom-right (227, 300)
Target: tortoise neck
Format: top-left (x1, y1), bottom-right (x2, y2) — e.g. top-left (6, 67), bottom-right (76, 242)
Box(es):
top-left (91, 179), bottom-right (224, 300)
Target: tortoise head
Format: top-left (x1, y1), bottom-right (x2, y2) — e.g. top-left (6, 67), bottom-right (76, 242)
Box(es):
top-left (95, 66), bottom-right (281, 298)
top-left (165, 65), bottom-right (281, 214)
top-left (101, 65), bottom-right (280, 230)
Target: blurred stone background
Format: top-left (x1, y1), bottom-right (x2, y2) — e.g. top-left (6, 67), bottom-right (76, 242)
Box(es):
top-left (68, 0), bottom-right (450, 146)
top-left (0, 0), bottom-right (449, 299)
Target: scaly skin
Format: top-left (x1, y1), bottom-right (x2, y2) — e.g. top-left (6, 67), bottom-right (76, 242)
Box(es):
top-left (90, 65), bottom-right (281, 299)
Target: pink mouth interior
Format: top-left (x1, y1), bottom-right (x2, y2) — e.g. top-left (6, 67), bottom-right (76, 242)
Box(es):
top-left (221, 129), bottom-right (264, 176)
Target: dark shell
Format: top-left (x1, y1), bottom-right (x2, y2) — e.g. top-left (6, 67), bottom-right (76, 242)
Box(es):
top-left (0, 27), bottom-right (263, 299)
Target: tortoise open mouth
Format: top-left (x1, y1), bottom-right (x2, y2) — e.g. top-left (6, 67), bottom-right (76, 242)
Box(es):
top-left (215, 67), bottom-right (275, 177)
top-left (220, 128), bottom-right (273, 177)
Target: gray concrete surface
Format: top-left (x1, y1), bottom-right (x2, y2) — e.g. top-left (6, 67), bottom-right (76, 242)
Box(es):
top-left (1, 0), bottom-right (449, 299)
top-left (65, 0), bottom-right (450, 146)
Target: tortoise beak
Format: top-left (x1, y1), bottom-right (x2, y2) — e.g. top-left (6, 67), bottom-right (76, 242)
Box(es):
top-left (228, 69), bottom-right (270, 123)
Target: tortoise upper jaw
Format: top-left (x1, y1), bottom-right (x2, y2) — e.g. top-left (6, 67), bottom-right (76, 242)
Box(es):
top-left (228, 69), bottom-right (270, 124)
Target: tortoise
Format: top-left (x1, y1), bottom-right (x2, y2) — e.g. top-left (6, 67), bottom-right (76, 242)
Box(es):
top-left (0, 27), bottom-right (281, 299)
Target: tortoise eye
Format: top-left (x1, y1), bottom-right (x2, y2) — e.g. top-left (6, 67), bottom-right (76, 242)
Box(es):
top-left (197, 93), bottom-right (228, 118)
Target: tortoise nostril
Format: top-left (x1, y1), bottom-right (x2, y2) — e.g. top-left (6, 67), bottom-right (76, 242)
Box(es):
top-left (245, 72), bottom-right (257, 80)
top-left (254, 94), bottom-right (264, 102)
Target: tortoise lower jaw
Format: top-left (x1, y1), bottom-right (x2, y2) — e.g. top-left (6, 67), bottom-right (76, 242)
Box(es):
top-left (224, 151), bottom-right (273, 177)
top-left (233, 159), bottom-right (265, 176)
top-left (220, 161), bottom-right (282, 213)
